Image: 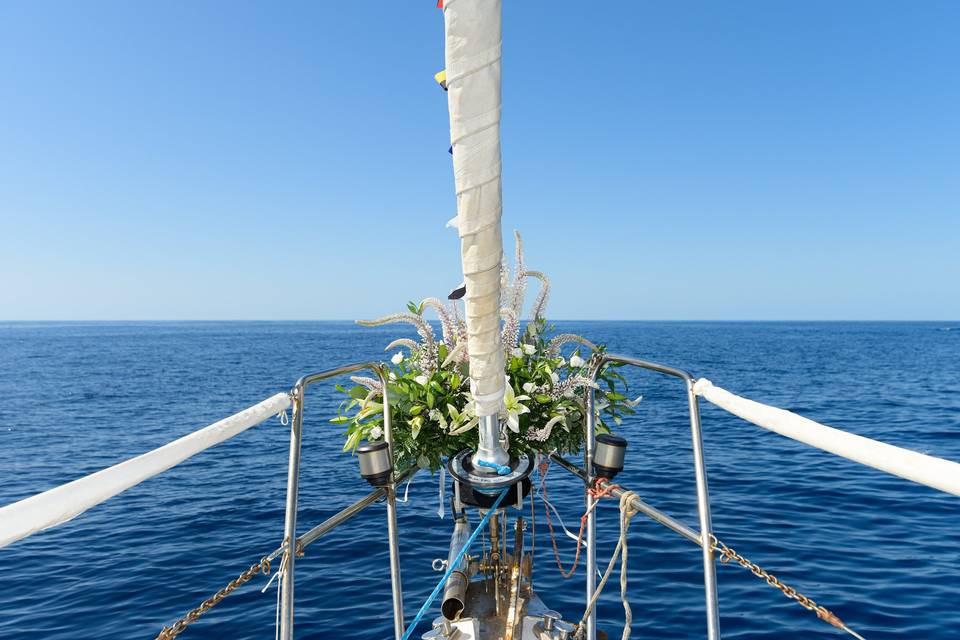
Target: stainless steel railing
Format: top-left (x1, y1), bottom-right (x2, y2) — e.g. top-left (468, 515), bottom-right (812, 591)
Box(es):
top-left (581, 353), bottom-right (720, 640)
top-left (281, 362), bottom-right (405, 640)
top-left (277, 353), bottom-right (721, 640)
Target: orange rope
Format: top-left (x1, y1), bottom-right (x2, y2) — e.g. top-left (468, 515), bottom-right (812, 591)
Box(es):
top-left (540, 458), bottom-right (618, 579)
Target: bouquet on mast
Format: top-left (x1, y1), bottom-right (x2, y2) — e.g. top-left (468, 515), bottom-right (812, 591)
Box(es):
top-left (331, 233), bottom-right (640, 471)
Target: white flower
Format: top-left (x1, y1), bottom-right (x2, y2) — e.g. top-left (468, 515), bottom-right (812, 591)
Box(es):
top-left (415, 374), bottom-right (429, 386)
top-left (391, 352), bottom-right (404, 365)
top-left (550, 371), bottom-right (560, 384)
top-left (522, 343), bottom-right (536, 355)
top-left (511, 347), bottom-right (523, 358)
top-left (557, 357), bottom-right (566, 367)
top-left (570, 354), bottom-right (585, 368)
top-left (410, 415), bottom-right (424, 439)
top-left (502, 382), bottom-right (531, 433)
top-left (388, 371), bottom-right (396, 381)
top-left (522, 382), bottom-right (537, 394)
top-left (429, 409), bottom-right (442, 421)
top-left (369, 426), bottom-right (383, 440)
top-left (447, 403), bottom-right (479, 435)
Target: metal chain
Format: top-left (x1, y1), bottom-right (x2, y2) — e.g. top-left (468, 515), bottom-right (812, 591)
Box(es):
top-left (155, 555), bottom-right (274, 640)
top-left (709, 534), bottom-right (865, 640)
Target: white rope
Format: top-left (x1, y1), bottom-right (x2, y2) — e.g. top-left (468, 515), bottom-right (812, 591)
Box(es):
top-left (694, 379), bottom-right (960, 497)
top-left (262, 553), bottom-right (287, 640)
top-left (397, 473), bottom-right (416, 504)
top-left (0, 392), bottom-right (292, 549)
top-left (577, 490), bottom-right (640, 639)
top-left (535, 482), bottom-right (583, 545)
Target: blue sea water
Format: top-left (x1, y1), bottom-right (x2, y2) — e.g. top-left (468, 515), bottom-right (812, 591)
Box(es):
top-left (0, 321), bottom-right (958, 640)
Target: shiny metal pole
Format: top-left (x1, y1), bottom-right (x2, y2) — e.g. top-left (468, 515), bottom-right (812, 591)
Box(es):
top-left (378, 366), bottom-right (406, 640)
top-left (279, 387), bottom-right (304, 640)
top-left (584, 385), bottom-right (597, 640)
top-left (580, 354), bottom-right (721, 640)
top-left (277, 362), bottom-right (405, 640)
top-left (476, 414), bottom-right (509, 467)
top-left (686, 379), bottom-right (720, 640)
top-left (549, 455), bottom-right (701, 546)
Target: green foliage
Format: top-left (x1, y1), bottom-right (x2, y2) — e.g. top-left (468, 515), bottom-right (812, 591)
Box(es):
top-left (331, 315), bottom-right (637, 472)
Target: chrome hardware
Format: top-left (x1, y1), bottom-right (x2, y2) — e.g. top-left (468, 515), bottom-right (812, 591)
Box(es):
top-left (422, 617), bottom-right (461, 640)
top-left (555, 619), bottom-right (575, 640)
top-left (543, 610), bottom-right (560, 630)
top-left (432, 558), bottom-right (448, 572)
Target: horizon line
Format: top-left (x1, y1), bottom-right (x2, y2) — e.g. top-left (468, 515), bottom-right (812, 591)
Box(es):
top-left (1, 319), bottom-right (958, 324)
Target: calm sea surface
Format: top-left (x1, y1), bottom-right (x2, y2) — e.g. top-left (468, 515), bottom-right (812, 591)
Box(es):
top-left (0, 321), bottom-right (958, 639)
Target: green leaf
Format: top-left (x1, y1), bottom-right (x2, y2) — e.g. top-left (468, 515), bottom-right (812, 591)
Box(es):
top-left (426, 391), bottom-right (435, 409)
top-left (330, 416), bottom-right (350, 425)
top-left (349, 386), bottom-right (368, 400)
top-left (535, 394), bottom-right (551, 404)
top-left (409, 404), bottom-right (425, 416)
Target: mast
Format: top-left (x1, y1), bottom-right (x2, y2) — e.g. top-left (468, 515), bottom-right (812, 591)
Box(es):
top-left (442, 0), bottom-right (506, 458)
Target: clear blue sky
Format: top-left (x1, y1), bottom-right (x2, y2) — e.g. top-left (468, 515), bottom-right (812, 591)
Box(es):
top-left (1, 1), bottom-right (957, 321)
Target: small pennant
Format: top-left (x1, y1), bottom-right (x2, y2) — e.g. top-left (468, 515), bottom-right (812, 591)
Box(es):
top-left (448, 146), bottom-right (453, 155)
top-left (448, 282), bottom-right (466, 300)
top-left (437, 0), bottom-right (443, 8)
top-left (434, 69), bottom-right (447, 91)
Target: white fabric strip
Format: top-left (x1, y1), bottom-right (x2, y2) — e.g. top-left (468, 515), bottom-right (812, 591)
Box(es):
top-left (0, 392), bottom-right (292, 549)
top-left (444, 0), bottom-right (505, 416)
top-left (693, 379), bottom-right (960, 497)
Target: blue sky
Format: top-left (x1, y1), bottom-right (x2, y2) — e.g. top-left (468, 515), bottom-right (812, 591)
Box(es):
top-left (0, 1), bottom-right (956, 320)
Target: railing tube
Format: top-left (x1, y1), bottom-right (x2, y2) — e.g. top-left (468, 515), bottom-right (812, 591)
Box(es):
top-left (278, 362), bottom-right (406, 640)
top-left (279, 388), bottom-right (304, 640)
top-left (686, 379), bottom-right (720, 640)
top-left (584, 354), bottom-right (720, 640)
top-left (584, 385), bottom-right (598, 640)
top-left (380, 365), bottom-right (406, 640)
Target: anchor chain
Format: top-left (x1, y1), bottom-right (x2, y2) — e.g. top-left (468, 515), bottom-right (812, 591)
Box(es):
top-left (576, 476), bottom-right (865, 640)
top-left (155, 537), bottom-right (304, 640)
top-left (708, 534), bottom-right (865, 639)
top-left (155, 556), bottom-right (272, 640)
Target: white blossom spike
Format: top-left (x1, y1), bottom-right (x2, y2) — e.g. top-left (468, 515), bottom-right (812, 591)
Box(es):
top-left (350, 376), bottom-right (383, 394)
top-left (546, 334), bottom-right (600, 358)
top-left (358, 313), bottom-right (437, 372)
top-left (523, 270), bottom-right (551, 321)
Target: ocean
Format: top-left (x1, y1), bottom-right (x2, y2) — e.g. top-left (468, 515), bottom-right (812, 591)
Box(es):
top-left (0, 321), bottom-right (957, 639)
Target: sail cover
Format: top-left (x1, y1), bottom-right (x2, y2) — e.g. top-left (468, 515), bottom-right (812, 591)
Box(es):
top-left (443, 0), bottom-right (505, 417)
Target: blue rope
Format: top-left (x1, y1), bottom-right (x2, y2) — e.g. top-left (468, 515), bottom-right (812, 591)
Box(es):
top-left (475, 459), bottom-right (512, 476)
top-left (400, 486), bottom-right (510, 640)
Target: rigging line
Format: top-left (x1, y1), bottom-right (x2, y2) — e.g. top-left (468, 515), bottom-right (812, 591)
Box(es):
top-left (400, 486), bottom-right (511, 640)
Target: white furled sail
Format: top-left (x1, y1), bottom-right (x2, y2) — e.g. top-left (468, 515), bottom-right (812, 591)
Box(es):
top-left (443, 0), bottom-right (505, 417)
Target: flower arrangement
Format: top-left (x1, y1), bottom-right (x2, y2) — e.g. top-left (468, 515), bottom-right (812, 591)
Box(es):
top-left (331, 232), bottom-right (640, 471)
